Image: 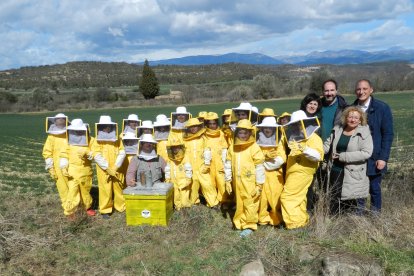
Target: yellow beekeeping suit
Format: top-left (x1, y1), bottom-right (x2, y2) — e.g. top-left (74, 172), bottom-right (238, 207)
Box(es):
top-left (157, 139), bottom-right (169, 162)
top-left (165, 138), bottom-right (192, 210)
top-left (204, 127), bottom-right (229, 203)
top-left (258, 145), bottom-right (286, 226)
top-left (184, 118), bottom-right (219, 207)
top-left (281, 133), bottom-right (323, 229)
top-left (42, 133), bottom-right (69, 210)
top-left (91, 139), bottom-right (126, 215)
top-left (227, 120), bottom-right (265, 230)
top-left (59, 137), bottom-right (95, 216)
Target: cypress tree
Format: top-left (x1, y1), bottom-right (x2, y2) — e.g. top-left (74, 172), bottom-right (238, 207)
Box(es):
top-left (139, 59), bottom-right (160, 99)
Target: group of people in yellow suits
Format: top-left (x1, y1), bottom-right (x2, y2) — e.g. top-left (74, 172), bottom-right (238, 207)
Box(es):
top-left (43, 102), bottom-right (323, 236)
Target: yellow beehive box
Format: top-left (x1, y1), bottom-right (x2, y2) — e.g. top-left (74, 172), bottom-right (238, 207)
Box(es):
top-left (123, 183), bottom-right (173, 226)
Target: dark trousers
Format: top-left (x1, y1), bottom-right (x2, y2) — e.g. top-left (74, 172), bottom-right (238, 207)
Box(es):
top-left (358, 174), bottom-right (382, 213)
top-left (329, 168), bottom-right (363, 215)
top-left (306, 176), bottom-right (316, 213)
top-left (306, 166), bottom-right (329, 213)
top-left (369, 174), bottom-right (382, 212)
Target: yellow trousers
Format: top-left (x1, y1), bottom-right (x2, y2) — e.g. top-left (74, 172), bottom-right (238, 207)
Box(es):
top-left (96, 166), bottom-right (126, 214)
top-left (281, 172), bottom-right (313, 229)
top-left (258, 169), bottom-right (284, 226)
top-left (64, 174), bottom-right (93, 216)
top-left (194, 170), bottom-right (219, 207)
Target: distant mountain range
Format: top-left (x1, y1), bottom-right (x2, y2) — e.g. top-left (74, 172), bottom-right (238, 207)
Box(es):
top-left (145, 47), bottom-right (414, 66)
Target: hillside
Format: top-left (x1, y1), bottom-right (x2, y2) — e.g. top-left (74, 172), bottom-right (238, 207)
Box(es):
top-left (1, 61), bottom-right (414, 113)
top-left (1, 61), bottom-right (413, 91)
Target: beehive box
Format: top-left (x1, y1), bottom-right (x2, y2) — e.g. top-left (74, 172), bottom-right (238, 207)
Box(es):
top-left (123, 182), bottom-right (173, 226)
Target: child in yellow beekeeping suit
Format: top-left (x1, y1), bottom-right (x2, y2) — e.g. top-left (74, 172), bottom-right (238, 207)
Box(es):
top-left (118, 114), bottom-right (140, 184)
top-left (204, 112), bottom-right (230, 204)
top-left (183, 118), bottom-right (219, 208)
top-left (118, 131), bottom-right (139, 185)
top-left (137, 120), bottom-right (154, 139)
top-left (165, 137), bottom-right (192, 210)
top-left (224, 119), bottom-right (265, 237)
top-left (229, 102), bottom-right (258, 131)
top-left (91, 116), bottom-right (126, 219)
top-left (154, 114), bottom-right (171, 162)
top-left (197, 111), bottom-right (207, 123)
top-left (221, 108), bottom-right (233, 145)
top-left (281, 110), bottom-right (323, 229)
top-left (257, 108), bottom-right (277, 124)
top-left (42, 113), bottom-right (70, 212)
top-left (169, 106), bottom-right (191, 142)
top-left (121, 114), bottom-right (140, 137)
top-left (59, 118), bottom-right (96, 220)
top-left (255, 116), bottom-right (287, 226)
top-left (277, 112), bottom-right (291, 125)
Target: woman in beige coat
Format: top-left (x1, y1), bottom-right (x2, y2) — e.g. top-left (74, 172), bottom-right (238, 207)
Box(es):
top-left (323, 106), bottom-right (373, 215)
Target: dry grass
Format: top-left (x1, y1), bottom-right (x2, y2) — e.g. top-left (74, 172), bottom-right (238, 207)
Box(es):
top-left (0, 163), bottom-right (413, 275)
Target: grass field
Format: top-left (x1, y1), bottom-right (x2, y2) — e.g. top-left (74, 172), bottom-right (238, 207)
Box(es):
top-left (0, 92), bottom-right (413, 274)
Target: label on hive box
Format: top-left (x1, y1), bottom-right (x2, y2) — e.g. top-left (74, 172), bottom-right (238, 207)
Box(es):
top-left (141, 209), bottom-right (151, 218)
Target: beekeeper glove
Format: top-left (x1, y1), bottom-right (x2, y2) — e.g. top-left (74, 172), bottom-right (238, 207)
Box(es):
top-left (200, 164), bottom-right (210, 174)
top-left (203, 148), bottom-right (212, 165)
top-left (250, 184), bottom-right (263, 198)
top-left (303, 147), bottom-right (321, 162)
top-left (264, 148), bottom-right (278, 159)
top-left (184, 163), bottom-right (192, 179)
top-left (48, 168), bottom-right (58, 180)
top-left (225, 181), bottom-right (232, 194)
top-left (255, 164), bottom-right (265, 185)
top-left (264, 156), bottom-right (284, 171)
top-left (164, 164), bottom-right (171, 183)
top-left (115, 150), bottom-right (126, 168)
top-left (221, 149), bottom-right (228, 165)
top-left (59, 158), bottom-right (70, 177)
top-left (44, 158), bottom-right (53, 170)
top-left (288, 141), bottom-right (304, 155)
top-left (59, 157), bottom-right (68, 169)
top-left (183, 163), bottom-right (193, 189)
top-left (94, 154), bottom-right (109, 170)
top-left (61, 168), bottom-right (70, 177)
top-left (224, 160), bottom-right (232, 182)
top-left (106, 167), bottom-right (117, 177)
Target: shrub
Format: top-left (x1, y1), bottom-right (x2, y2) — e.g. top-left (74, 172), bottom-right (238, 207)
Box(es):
top-left (309, 69), bottom-right (333, 93)
top-left (0, 91), bottom-right (18, 112)
top-left (0, 91), bottom-right (18, 103)
top-left (94, 87), bottom-right (117, 102)
top-left (32, 88), bottom-right (54, 110)
top-left (252, 74), bottom-right (276, 99)
top-left (73, 89), bottom-right (90, 103)
top-left (225, 85), bottom-right (254, 102)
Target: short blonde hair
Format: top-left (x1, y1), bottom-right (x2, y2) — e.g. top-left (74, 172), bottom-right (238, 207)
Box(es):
top-left (340, 106), bottom-right (367, 126)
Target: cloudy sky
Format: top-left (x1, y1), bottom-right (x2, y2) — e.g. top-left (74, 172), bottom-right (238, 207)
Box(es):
top-left (1, 0), bottom-right (413, 70)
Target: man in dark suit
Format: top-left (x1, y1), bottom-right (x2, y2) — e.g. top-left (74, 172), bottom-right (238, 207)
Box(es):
top-left (353, 79), bottom-right (394, 213)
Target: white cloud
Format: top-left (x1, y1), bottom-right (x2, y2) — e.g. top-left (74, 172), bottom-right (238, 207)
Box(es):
top-left (323, 20), bottom-right (414, 50)
top-left (270, 19), bottom-right (414, 54)
top-left (0, 0), bottom-right (413, 69)
top-left (108, 27), bottom-right (125, 37)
